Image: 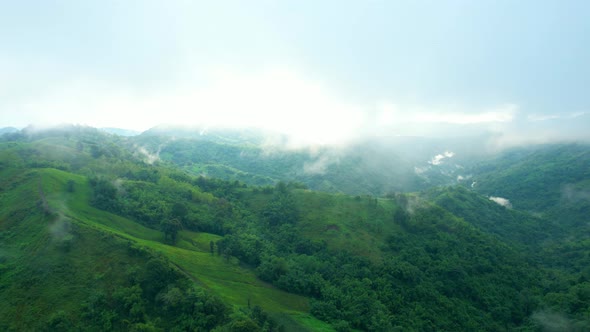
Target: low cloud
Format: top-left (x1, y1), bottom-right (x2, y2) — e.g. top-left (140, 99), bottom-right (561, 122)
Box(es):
top-left (303, 154), bottom-right (340, 175)
top-left (135, 145), bottom-right (162, 164)
top-left (414, 166), bottom-right (430, 175)
top-left (457, 174), bottom-right (472, 182)
top-left (489, 196), bottom-right (512, 208)
top-left (48, 213), bottom-right (74, 246)
top-left (561, 184), bottom-right (590, 203)
top-left (8, 67), bottom-right (365, 146)
top-left (530, 310), bottom-right (588, 332)
top-left (528, 111), bottom-right (589, 122)
top-left (113, 178), bottom-right (126, 196)
top-left (405, 195), bottom-right (426, 215)
top-left (4, 65), bottom-right (530, 148)
top-left (375, 102), bottom-right (517, 126)
top-left (429, 151), bottom-right (455, 165)
top-left (7, 63), bottom-right (589, 149)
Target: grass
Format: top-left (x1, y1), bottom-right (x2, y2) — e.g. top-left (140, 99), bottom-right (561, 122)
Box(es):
top-left (244, 189), bottom-right (400, 263)
top-left (1, 164), bottom-right (396, 330)
top-left (0, 168), bottom-right (146, 330)
top-left (29, 167), bottom-right (332, 331)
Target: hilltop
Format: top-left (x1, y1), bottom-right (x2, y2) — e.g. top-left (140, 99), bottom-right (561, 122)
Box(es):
top-left (0, 125), bottom-right (588, 331)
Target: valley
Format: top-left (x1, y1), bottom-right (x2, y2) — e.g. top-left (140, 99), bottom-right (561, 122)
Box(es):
top-left (0, 126), bottom-right (589, 331)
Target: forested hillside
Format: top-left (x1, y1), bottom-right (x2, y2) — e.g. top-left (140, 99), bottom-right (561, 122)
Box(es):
top-left (131, 127), bottom-right (490, 196)
top-left (468, 144), bottom-right (590, 212)
top-left (1, 126), bottom-right (589, 331)
top-left (467, 144), bottom-right (590, 245)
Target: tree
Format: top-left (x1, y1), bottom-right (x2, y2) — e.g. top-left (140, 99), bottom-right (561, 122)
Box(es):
top-left (229, 319), bottom-right (260, 332)
top-left (66, 180), bottom-right (75, 193)
top-left (161, 219), bottom-right (182, 243)
top-left (90, 177), bottom-right (119, 211)
top-left (171, 202), bottom-right (188, 221)
top-left (263, 193), bottom-right (299, 226)
top-left (90, 145), bottom-right (103, 158)
top-left (393, 208), bottom-right (410, 226)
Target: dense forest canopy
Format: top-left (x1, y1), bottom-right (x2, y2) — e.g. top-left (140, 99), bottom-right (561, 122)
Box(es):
top-left (3, 1), bottom-right (590, 330)
top-left (0, 125), bottom-right (589, 331)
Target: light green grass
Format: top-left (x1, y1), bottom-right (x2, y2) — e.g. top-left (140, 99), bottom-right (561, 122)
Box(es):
top-left (35, 168), bottom-right (331, 330)
top-left (0, 168), bottom-right (148, 330)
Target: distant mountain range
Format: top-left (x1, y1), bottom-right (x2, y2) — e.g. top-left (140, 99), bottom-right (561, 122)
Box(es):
top-left (0, 127), bottom-right (19, 135)
top-left (131, 125), bottom-right (506, 195)
top-left (100, 127), bottom-right (141, 136)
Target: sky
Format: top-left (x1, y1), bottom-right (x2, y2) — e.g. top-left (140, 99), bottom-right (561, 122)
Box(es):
top-left (1, 0), bottom-right (589, 145)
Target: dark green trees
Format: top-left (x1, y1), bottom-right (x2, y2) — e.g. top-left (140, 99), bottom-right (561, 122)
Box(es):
top-left (263, 183), bottom-right (299, 226)
top-left (160, 219), bottom-right (182, 243)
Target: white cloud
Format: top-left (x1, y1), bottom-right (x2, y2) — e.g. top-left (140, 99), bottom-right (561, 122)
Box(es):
top-left (457, 174), bottom-right (472, 181)
top-left (9, 68), bottom-right (364, 144)
top-left (135, 145), bottom-right (162, 164)
top-left (376, 102), bottom-right (517, 125)
top-left (562, 184), bottom-right (590, 203)
top-left (303, 154), bottom-right (339, 175)
top-left (429, 151), bottom-right (455, 165)
top-left (9, 67), bottom-right (366, 146)
top-left (489, 196), bottom-right (512, 208)
top-left (414, 166), bottom-right (430, 175)
top-left (5, 63), bottom-right (526, 146)
top-left (528, 111), bottom-right (589, 122)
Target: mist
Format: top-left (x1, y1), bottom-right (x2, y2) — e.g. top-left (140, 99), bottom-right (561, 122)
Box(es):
top-left (2, 0), bottom-right (589, 152)
top-left (562, 184), bottom-right (590, 203)
top-left (3, 60), bottom-right (589, 151)
top-left (2, 2), bottom-right (590, 330)
top-left (489, 196), bottom-right (513, 209)
top-left (531, 310), bottom-right (589, 332)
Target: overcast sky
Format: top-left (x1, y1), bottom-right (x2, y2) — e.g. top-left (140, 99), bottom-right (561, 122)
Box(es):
top-left (1, 0), bottom-right (589, 144)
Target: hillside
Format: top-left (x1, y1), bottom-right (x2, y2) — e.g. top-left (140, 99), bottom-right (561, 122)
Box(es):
top-left (131, 127), bottom-right (494, 196)
top-left (0, 128), bottom-right (326, 331)
top-left (468, 144), bottom-right (590, 211)
top-left (424, 186), bottom-right (559, 248)
top-left (467, 144), bottom-right (590, 243)
top-left (1, 126), bottom-right (589, 331)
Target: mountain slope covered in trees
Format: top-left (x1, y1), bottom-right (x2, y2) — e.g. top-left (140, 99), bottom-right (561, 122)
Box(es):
top-left (131, 126), bottom-right (494, 196)
top-left (466, 144), bottom-right (590, 245)
top-left (1, 125), bottom-right (589, 331)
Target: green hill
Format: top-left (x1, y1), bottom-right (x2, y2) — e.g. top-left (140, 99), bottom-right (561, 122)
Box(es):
top-left (131, 130), bottom-right (444, 195)
top-left (468, 143), bottom-right (590, 212)
top-left (0, 167), bottom-right (328, 331)
top-left (424, 186), bottom-right (559, 248)
top-left (1, 126), bottom-right (589, 331)
top-left (467, 143), bottom-right (590, 247)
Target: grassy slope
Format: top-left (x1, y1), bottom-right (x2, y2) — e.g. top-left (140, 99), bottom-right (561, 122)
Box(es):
top-left (0, 168), bottom-right (143, 330)
top-left (296, 192), bottom-right (397, 261)
top-left (242, 189), bottom-right (400, 263)
top-left (9, 134), bottom-right (586, 330)
top-left (31, 168), bottom-right (332, 331)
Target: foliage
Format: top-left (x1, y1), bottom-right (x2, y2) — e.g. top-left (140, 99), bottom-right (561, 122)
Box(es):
top-left (137, 135), bottom-right (428, 195)
top-left (2, 127), bottom-right (590, 330)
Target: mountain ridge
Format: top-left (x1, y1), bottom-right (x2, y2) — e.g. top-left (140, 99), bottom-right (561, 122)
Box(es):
top-left (1, 124), bottom-right (589, 330)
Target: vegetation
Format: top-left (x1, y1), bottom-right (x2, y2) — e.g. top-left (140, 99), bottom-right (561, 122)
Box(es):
top-left (1, 126), bottom-right (589, 330)
top-left (133, 133), bottom-right (429, 195)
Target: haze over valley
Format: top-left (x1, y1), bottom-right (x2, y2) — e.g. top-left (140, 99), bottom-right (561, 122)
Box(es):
top-left (1, 1), bottom-right (589, 331)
